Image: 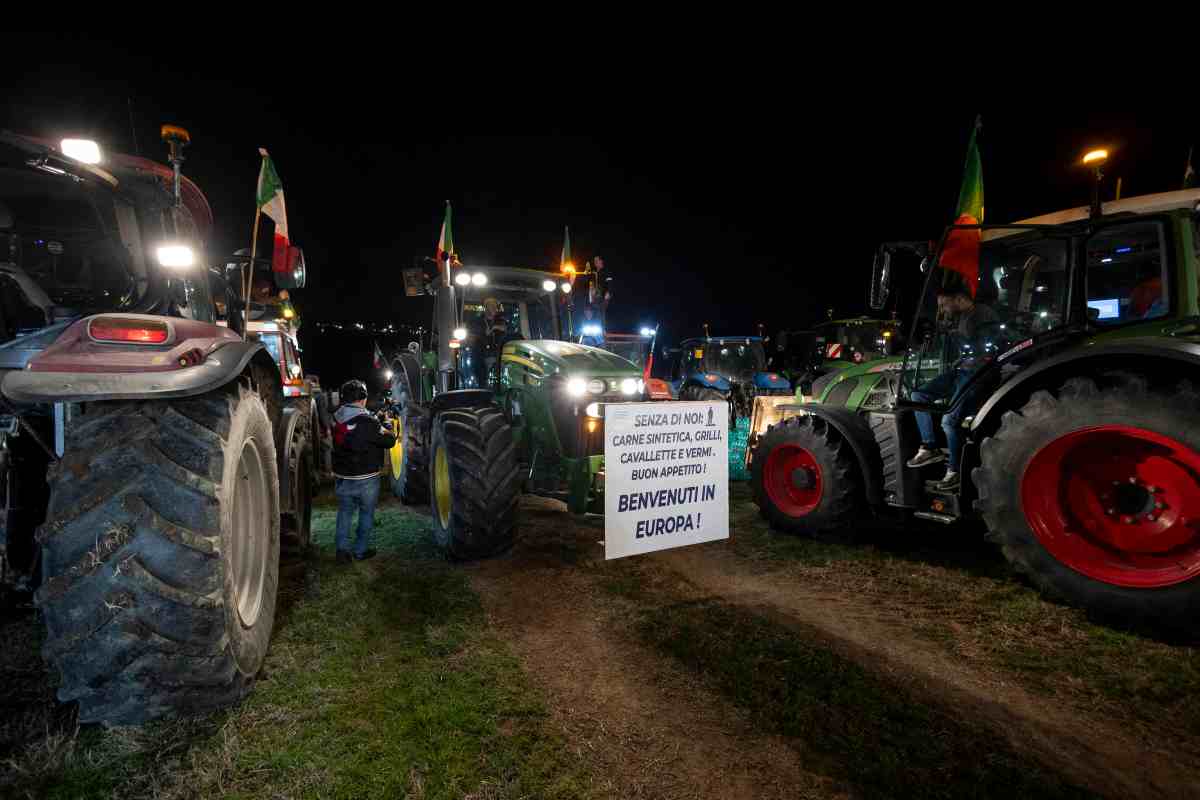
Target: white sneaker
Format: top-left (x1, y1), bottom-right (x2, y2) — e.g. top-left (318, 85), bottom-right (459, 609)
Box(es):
top-left (907, 446), bottom-right (946, 468)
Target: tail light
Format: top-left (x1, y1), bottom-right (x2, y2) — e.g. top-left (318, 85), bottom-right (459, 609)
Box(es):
top-left (88, 316), bottom-right (171, 344)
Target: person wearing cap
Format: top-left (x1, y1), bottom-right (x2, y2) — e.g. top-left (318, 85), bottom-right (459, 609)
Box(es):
top-left (331, 379), bottom-right (396, 563)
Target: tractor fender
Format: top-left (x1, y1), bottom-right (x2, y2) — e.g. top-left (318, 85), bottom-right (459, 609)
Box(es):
top-left (686, 372), bottom-right (731, 392)
top-left (796, 404), bottom-right (884, 505)
top-left (275, 403), bottom-right (306, 515)
top-left (971, 336), bottom-right (1200, 436)
top-left (1, 339), bottom-right (273, 404)
top-left (430, 389), bottom-right (494, 416)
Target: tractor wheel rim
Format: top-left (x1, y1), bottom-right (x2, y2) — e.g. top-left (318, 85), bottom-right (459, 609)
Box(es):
top-left (389, 417), bottom-right (405, 479)
top-left (763, 443), bottom-right (822, 516)
top-left (434, 444), bottom-right (451, 529)
top-left (231, 436), bottom-right (270, 627)
top-left (1021, 425), bottom-right (1200, 589)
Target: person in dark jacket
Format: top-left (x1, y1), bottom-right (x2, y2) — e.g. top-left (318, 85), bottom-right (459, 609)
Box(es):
top-left (331, 379), bottom-right (396, 563)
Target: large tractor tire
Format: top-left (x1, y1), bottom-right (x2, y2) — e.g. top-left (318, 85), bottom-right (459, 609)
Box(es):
top-left (35, 383), bottom-right (280, 724)
top-left (974, 375), bottom-right (1200, 633)
top-left (752, 414), bottom-right (860, 540)
top-left (389, 403), bottom-right (430, 504)
top-left (429, 405), bottom-right (521, 559)
top-left (283, 439), bottom-right (315, 558)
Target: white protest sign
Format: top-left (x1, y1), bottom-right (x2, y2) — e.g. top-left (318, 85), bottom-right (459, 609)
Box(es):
top-left (604, 401), bottom-right (729, 559)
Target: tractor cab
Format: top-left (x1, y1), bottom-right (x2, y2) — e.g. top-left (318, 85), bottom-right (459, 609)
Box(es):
top-left (815, 317), bottom-right (904, 367)
top-left (601, 328), bottom-right (672, 400)
top-left (666, 335), bottom-right (790, 419)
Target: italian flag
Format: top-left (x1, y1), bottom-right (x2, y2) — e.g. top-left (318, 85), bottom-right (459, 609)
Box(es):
top-left (436, 201), bottom-right (454, 271)
top-left (256, 149), bottom-right (290, 275)
top-left (939, 117), bottom-right (984, 297)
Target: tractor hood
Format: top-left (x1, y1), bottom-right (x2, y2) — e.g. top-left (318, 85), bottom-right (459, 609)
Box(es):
top-left (506, 340), bottom-right (640, 377)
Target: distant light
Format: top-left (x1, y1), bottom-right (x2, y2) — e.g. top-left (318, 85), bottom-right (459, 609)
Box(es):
top-left (156, 244), bottom-right (195, 269)
top-left (1040, 311), bottom-right (1049, 318)
top-left (1035, 285), bottom-right (1048, 292)
top-left (543, 279), bottom-right (557, 292)
top-left (640, 327), bottom-right (656, 337)
top-left (1116, 246), bottom-right (1133, 253)
top-left (453, 327), bottom-right (467, 340)
top-left (1101, 257), bottom-right (1113, 263)
top-left (471, 272), bottom-right (487, 287)
top-left (449, 340), bottom-right (461, 349)
top-left (582, 324), bottom-right (602, 336)
top-left (455, 272), bottom-right (471, 286)
top-left (560, 282), bottom-right (572, 293)
top-left (61, 138), bottom-right (102, 164)
top-left (384, 369), bottom-right (394, 380)
top-left (1082, 148), bottom-right (1108, 165)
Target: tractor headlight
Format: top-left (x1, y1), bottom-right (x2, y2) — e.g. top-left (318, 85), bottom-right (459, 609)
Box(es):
top-left (567, 377), bottom-right (587, 396)
top-left (471, 272), bottom-right (488, 287)
top-left (543, 279), bottom-right (557, 292)
top-left (587, 379), bottom-right (606, 394)
top-left (156, 244), bottom-right (195, 269)
top-left (453, 327), bottom-right (467, 341)
top-left (61, 138), bottom-right (102, 164)
top-left (585, 402), bottom-right (602, 418)
top-left (621, 378), bottom-right (638, 395)
top-left (455, 271), bottom-right (471, 286)
top-left (582, 324), bottom-right (602, 337)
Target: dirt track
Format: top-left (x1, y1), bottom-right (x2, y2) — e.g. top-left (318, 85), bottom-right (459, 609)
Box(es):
top-left (466, 495), bottom-right (1200, 800)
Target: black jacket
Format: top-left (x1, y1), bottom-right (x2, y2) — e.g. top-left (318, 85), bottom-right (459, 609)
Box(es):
top-left (332, 405), bottom-right (396, 479)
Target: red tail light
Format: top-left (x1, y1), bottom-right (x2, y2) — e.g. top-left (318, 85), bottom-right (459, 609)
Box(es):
top-left (88, 317), bottom-right (170, 344)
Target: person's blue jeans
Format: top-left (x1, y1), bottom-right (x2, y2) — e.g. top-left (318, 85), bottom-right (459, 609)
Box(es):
top-left (910, 370), bottom-right (986, 473)
top-left (335, 477), bottom-right (380, 557)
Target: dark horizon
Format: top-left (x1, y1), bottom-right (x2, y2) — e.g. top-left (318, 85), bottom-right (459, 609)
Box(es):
top-left (5, 39), bottom-right (1199, 386)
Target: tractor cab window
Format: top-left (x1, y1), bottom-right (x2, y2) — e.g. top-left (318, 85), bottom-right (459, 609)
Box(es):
top-left (706, 342), bottom-right (765, 381)
top-left (1085, 221), bottom-right (1169, 325)
top-left (680, 346), bottom-right (705, 377)
top-left (900, 227), bottom-right (1070, 400)
top-left (0, 166), bottom-right (141, 313)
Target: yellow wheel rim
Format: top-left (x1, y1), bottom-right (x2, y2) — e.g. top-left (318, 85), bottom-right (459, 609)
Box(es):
top-left (434, 444), bottom-right (451, 529)
top-left (388, 416), bottom-right (405, 480)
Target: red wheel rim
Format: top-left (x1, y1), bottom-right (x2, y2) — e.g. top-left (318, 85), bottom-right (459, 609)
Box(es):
top-left (1021, 425), bottom-right (1200, 588)
top-left (763, 444), bottom-right (823, 517)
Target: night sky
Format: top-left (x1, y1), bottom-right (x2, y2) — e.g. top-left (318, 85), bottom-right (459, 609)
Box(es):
top-left (5, 38), bottom-right (1198, 384)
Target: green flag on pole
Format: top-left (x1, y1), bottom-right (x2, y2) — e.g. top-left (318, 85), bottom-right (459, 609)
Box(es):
top-left (956, 116), bottom-right (984, 224)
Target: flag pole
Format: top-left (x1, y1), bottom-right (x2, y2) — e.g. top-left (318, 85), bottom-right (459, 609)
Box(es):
top-left (244, 206), bottom-right (261, 340)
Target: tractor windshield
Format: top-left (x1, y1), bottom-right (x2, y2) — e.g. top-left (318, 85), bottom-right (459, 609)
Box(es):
top-left (705, 341), bottom-right (766, 381)
top-left (900, 226), bottom-right (1070, 402)
top-left (602, 338), bottom-right (649, 369)
top-left (819, 320), bottom-right (903, 363)
top-left (0, 164), bottom-right (144, 325)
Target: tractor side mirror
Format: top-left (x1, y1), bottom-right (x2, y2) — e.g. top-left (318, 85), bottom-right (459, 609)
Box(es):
top-left (869, 248), bottom-right (892, 311)
top-left (274, 246), bottom-right (306, 289)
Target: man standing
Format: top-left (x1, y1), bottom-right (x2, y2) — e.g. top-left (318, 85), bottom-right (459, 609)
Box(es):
top-left (906, 281), bottom-right (1001, 490)
top-left (331, 379), bottom-right (396, 563)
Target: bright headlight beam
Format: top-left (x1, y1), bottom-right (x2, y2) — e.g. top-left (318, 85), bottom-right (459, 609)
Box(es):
top-left (543, 279), bottom-right (557, 292)
top-left (567, 377), bottom-right (587, 396)
top-left (156, 244), bottom-right (195, 268)
top-left (453, 327), bottom-right (467, 340)
top-left (61, 138), bottom-right (102, 164)
top-left (560, 282), bottom-right (572, 293)
top-left (471, 272), bottom-right (487, 287)
top-left (621, 378), bottom-right (638, 395)
top-left (455, 272), bottom-right (471, 286)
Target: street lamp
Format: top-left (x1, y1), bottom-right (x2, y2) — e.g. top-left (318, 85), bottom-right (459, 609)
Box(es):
top-left (1083, 148), bottom-right (1109, 219)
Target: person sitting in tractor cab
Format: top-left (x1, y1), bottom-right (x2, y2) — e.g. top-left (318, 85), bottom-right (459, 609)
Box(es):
top-left (472, 297), bottom-right (519, 387)
top-left (906, 277), bottom-right (1002, 490)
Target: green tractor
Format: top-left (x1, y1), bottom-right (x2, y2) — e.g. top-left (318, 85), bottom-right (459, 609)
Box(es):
top-left (386, 264), bottom-right (646, 558)
top-left (750, 189), bottom-right (1200, 631)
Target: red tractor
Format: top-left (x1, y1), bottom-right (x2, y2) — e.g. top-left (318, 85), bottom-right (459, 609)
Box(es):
top-left (0, 126), bottom-right (313, 723)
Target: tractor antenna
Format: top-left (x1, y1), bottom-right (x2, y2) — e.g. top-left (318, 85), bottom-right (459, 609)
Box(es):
top-left (127, 97), bottom-right (141, 156)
